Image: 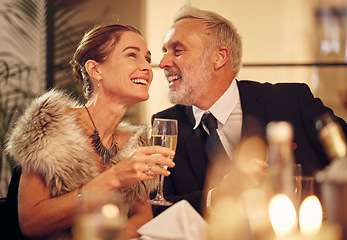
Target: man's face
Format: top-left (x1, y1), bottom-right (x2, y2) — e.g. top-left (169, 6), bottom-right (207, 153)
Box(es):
top-left (159, 19), bottom-right (213, 106)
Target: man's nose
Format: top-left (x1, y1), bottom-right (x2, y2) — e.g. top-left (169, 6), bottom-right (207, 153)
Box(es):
top-left (159, 54), bottom-right (172, 69)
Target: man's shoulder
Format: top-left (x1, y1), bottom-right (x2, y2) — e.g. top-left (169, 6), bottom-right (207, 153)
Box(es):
top-left (238, 79), bottom-right (306, 88)
top-left (237, 80), bottom-right (310, 94)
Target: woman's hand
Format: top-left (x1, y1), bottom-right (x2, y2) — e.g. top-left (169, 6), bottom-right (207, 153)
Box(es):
top-left (77, 146), bottom-right (175, 204)
top-left (110, 146), bottom-right (175, 188)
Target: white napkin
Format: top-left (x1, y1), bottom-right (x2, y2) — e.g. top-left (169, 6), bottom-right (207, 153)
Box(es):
top-left (138, 200), bottom-right (208, 240)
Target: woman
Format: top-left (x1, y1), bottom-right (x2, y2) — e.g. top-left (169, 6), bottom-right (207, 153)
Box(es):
top-left (5, 24), bottom-right (175, 239)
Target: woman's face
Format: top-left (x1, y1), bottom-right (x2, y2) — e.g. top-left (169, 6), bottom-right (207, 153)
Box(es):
top-left (98, 31), bottom-right (153, 105)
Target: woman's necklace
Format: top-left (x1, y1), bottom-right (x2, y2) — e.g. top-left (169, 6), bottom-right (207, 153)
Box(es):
top-left (84, 106), bottom-right (119, 164)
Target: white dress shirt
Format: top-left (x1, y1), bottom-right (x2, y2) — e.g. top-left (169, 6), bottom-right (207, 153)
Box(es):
top-left (192, 79), bottom-right (243, 213)
top-left (192, 79), bottom-right (243, 160)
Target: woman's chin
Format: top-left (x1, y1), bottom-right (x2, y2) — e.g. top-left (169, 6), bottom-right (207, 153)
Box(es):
top-left (131, 94), bottom-right (149, 104)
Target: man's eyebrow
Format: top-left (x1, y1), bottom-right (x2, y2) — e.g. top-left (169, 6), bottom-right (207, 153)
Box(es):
top-left (162, 41), bottom-right (183, 53)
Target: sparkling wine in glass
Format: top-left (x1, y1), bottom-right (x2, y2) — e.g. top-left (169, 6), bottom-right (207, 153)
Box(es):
top-left (148, 118), bottom-right (177, 206)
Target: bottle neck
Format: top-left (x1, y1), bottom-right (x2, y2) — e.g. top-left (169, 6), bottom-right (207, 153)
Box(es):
top-left (267, 140), bottom-right (295, 200)
top-left (319, 121), bottom-right (347, 160)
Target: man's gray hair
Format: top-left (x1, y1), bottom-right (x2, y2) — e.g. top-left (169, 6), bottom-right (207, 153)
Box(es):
top-left (173, 3), bottom-right (242, 74)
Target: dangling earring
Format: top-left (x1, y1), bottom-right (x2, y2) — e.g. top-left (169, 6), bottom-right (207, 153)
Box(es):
top-left (97, 80), bottom-right (100, 88)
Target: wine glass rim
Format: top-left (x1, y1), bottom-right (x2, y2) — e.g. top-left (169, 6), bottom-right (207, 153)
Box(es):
top-left (153, 118), bottom-right (177, 122)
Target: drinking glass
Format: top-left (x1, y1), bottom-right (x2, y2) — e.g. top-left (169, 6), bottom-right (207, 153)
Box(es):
top-left (300, 176), bottom-right (314, 202)
top-left (292, 164), bottom-right (302, 208)
top-left (148, 118), bottom-right (178, 206)
top-left (74, 192), bottom-right (126, 240)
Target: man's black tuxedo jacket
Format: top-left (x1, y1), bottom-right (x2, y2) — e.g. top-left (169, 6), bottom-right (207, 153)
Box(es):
top-left (151, 80), bottom-right (347, 216)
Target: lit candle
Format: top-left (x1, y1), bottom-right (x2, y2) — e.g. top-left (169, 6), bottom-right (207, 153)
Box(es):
top-left (268, 194), bottom-right (341, 240)
top-left (299, 195), bottom-right (322, 236)
top-left (269, 194), bottom-right (298, 237)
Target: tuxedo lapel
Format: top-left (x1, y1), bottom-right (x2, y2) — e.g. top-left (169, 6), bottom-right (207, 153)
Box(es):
top-left (237, 80), bottom-right (267, 139)
top-left (181, 106), bottom-right (207, 188)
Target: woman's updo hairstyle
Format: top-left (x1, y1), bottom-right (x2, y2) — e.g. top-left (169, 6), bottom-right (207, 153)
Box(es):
top-left (70, 24), bottom-right (141, 99)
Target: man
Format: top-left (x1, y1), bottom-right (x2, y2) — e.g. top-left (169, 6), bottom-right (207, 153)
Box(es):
top-left (152, 4), bottom-right (347, 216)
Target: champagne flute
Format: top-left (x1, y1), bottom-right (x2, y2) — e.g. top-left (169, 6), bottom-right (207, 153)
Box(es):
top-left (148, 118), bottom-right (178, 206)
top-left (292, 163), bottom-right (302, 210)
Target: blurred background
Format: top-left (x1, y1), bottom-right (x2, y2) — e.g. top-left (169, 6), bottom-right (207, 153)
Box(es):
top-left (0, 0), bottom-right (346, 196)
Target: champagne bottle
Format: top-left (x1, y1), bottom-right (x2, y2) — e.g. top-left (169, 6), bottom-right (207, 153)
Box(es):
top-left (316, 112), bottom-right (347, 240)
top-left (316, 112), bottom-right (347, 164)
top-left (316, 112), bottom-right (347, 182)
top-left (266, 121), bottom-right (296, 201)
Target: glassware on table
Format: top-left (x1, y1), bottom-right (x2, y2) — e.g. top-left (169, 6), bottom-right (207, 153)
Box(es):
top-left (147, 118), bottom-right (178, 206)
top-left (292, 163), bottom-right (303, 208)
top-left (266, 122), bottom-right (296, 200)
top-left (73, 192), bottom-right (126, 240)
top-left (300, 176), bottom-right (314, 201)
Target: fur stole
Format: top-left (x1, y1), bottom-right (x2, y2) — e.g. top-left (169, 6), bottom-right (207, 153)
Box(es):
top-left (6, 90), bottom-right (158, 239)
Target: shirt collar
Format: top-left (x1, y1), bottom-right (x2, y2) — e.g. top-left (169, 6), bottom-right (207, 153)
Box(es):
top-left (193, 79), bottom-right (239, 129)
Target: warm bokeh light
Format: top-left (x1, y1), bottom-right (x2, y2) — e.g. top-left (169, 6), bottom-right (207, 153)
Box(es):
top-left (299, 195), bottom-right (323, 236)
top-left (269, 194), bottom-right (298, 237)
top-left (241, 189), bottom-right (269, 232)
top-left (101, 203), bottom-right (120, 219)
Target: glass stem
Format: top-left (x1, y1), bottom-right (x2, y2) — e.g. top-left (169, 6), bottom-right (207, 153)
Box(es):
top-left (157, 174), bottom-right (165, 197)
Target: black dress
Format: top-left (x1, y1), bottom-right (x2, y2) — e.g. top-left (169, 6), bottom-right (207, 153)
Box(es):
top-left (1, 166), bottom-right (25, 240)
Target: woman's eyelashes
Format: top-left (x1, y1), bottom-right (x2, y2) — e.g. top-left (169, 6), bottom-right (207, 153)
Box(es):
top-left (128, 52), bottom-right (137, 58)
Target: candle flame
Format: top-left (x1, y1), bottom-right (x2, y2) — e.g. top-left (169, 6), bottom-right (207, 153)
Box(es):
top-left (299, 195), bottom-right (323, 236)
top-left (269, 194), bottom-right (298, 237)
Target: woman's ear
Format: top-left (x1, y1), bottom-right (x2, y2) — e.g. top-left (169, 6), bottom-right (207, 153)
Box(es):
top-left (214, 46), bottom-right (230, 70)
top-left (85, 60), bottom-right (102, 80)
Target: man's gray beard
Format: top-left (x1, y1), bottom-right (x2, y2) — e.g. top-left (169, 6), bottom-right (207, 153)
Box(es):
top-left (168, 76), bottom-right (211, 106)
top-left (168, 60), bottom-right (212, 106)
top-left (168, 83), bottom-right (196, 106)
